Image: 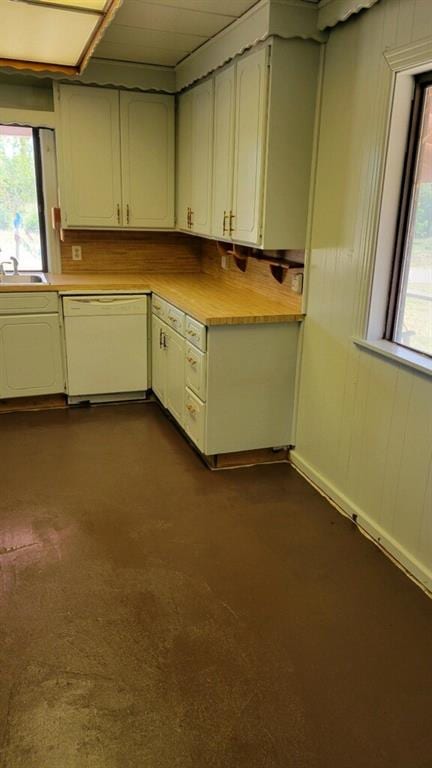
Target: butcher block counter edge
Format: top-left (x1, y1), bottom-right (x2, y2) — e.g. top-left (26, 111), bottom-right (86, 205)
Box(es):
top-left (0, 273), bottom-right (304, 326)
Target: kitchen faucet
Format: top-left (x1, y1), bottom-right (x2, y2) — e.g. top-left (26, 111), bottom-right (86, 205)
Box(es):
top-left (0, 250), bottom-right (19, 276)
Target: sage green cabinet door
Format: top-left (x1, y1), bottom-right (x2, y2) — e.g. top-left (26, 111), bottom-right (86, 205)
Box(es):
top-left (190, 78), bottom-right (214, 236)
top-left (57, 85), bottom-right (122, 228)
top-left (176, 89), bottom-right (193, 231)
top-left (165, 325), bottom-right (185, 427)
top-left (0, 314), bottom-right (64, 398)
top-left (211, 65), bottom-right (236, 240)
top-left (232, 47), bottom-right (269, 245)
top-left (120, 92), bottom-right (174, 229)
top-left (151, 315), bottom-right (167, 406)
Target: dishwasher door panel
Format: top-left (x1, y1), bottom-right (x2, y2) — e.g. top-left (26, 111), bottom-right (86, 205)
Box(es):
top-left (64, 314), bottom-right (148, 396)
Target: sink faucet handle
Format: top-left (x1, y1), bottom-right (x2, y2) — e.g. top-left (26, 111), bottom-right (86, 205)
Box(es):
top-left (10, 256), bottom-right (19, 275)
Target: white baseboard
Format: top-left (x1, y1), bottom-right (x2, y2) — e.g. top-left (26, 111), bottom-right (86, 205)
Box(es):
top-left (290, 450), bottom-right (432, 596)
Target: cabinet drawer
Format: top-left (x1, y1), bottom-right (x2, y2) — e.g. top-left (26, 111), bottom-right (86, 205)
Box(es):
top-left (152, 294), bottom-right (167, 321)
top-left (185, 315), bottom-right (206, 351)
top-left (185, 343), bottom-right (206, 400)
top-left (0, 292), bottom-right (58, 315)
top-left (184, 387), bottom-right (206, 452)
top-left (166, 302), bottom-right (185, 335)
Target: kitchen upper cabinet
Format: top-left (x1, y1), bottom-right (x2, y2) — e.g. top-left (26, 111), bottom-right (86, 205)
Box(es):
top-left (120, 92), bottom-right (174, 229)
top-left (57, 85), bottom-right (122, 228)
top-left (203, 39), bottom-right (320, 249)
top-left (232, 46), bottom-right (268, 246)
top-left (176, 89), bottom-right (193, 232)
top-left (56, 84), bottom-right (175, 230)
top-left (176, 79), bottom-right (213, 236)
top-left (211, 65), bottom-right (236, 240)
top-left (0, 314), bottom-right (64, 398)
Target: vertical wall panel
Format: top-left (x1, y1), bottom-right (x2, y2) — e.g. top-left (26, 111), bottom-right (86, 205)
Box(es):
top-left (293, 0), bottom-right (432, 590)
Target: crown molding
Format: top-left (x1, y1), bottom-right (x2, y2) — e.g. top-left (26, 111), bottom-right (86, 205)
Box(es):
top-left (176, 0), bottom-right (326, 92)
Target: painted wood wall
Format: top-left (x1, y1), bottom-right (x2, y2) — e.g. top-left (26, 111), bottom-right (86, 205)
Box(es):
top-left (292, 0), bottom-right (432, 591)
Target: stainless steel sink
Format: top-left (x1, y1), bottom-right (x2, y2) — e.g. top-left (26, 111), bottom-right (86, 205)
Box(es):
top-left (0, 274), bottom-right (48, 285)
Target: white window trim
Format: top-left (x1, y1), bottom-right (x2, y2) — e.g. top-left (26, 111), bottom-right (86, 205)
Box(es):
top-left (358, 37), bottom-right (432, 378)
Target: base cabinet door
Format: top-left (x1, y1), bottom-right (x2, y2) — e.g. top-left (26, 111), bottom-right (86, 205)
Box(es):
top-left (0, 314), bottom-right (64, 398)
top-left (151, 315), bottom-right (168, 405)
top-left (165, 325), bottom-right (185, 427)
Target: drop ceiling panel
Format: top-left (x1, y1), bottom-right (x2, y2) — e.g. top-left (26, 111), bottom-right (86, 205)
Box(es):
top-left (93, 0), bottom-right (260, 66)
top-left (102, 25), bottom-right (207, 53)
top-left (95, 42), bottom-right (188, 66)
top-left (0, 0), bottom-right (100, 66)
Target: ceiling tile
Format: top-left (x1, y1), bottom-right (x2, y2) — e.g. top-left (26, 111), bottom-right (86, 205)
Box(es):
top-left (95, 40), bottom-right (185, 66)
top-left (103, 24), bottom-right (206, 52)
top-left (113, 1), bottom-right (234, 38)
top-left (134, 0), bottom-right (259, 17)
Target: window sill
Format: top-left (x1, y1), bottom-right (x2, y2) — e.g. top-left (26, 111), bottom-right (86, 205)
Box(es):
top-left (353, 338), bottom-right (432, 378)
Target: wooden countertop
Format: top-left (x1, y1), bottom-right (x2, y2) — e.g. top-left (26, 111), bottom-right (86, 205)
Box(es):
top-left (0, 272), bottom-right (303, 325)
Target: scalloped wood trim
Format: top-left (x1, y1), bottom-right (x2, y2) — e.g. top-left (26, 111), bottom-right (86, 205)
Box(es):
top-left (317, 0), bottom-right (380, 31)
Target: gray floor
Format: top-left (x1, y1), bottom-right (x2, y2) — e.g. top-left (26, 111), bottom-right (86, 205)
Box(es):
top-left (1, 403), bottom-right (431, 768)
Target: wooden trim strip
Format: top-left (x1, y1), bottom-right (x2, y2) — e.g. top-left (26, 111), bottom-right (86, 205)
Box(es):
top-left (79, 0), bottom-right (123, 73)
top-left (0, 58), bottom-right (79, 76)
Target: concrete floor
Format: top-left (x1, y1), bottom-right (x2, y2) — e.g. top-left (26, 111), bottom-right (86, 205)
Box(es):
top-left (0, 403), bottom-right (431, 768)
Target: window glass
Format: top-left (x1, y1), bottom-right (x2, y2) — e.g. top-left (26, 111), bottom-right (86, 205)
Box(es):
top-left (0, 125), bottom-right (45, 272)
top-left (394, 87), bottom-right (432, 357)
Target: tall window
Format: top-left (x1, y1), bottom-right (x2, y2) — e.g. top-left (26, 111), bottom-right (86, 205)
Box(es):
top-left (388, 75), bottom-right (432, 358)
top-left (0, 125), bottom-right (47, 272)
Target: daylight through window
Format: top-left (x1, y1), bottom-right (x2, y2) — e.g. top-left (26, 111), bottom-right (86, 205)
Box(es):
top-left (0, 124), bottom-right (46, 272)
top-left (389, 78), bottom-right (432, 358)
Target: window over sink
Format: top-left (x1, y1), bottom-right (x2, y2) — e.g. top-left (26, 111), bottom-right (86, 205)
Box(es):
top-left (0, 124), bottom-right (47, 273)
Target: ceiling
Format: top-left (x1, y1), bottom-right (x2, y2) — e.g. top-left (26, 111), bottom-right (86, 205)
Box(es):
top-left (93, 0), bottom-right (263, 67)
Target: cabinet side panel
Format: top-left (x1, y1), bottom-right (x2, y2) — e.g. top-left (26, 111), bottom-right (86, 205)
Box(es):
top-left (262, 38), bottom-right (320, 250)
top-left (206, 323), bottom-right (299, 454)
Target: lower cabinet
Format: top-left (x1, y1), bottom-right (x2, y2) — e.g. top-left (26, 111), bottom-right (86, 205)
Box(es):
top-left (151, 314), bottom-right (168, 405)
top-left (165, 325), bottom-right (185, 427)
top-left (151, 306), bottom-right (185, 426)
top-left (0, 313), bottom-right (64, 398)
top-left (152, 294), bottom-right (299, 456)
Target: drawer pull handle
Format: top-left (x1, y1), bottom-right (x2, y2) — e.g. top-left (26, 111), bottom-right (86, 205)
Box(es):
top-left (186, 404), bottom-right (197, 417)
top-left (153, 304), bottom-right (161, 311)
top-left (186, 356), bottom-right (197, 366)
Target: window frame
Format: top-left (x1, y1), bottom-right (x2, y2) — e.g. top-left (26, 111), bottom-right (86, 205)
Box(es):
top-left (0, 123), bottom-right (49, 274)
top-left (385, 71), bottom-right (432, 359)
top-left (32, 127), bottom-right (49, 274)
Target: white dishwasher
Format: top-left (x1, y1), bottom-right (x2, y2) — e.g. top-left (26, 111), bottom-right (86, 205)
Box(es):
top-left (63, 294), bottom-right (149, 403)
